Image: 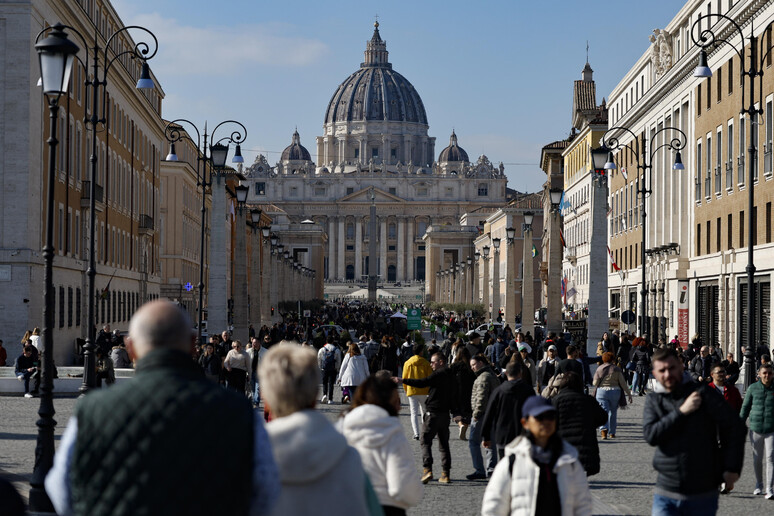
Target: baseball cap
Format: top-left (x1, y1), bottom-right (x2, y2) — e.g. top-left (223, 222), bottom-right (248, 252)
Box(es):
top-left (547, 344), bottom-right (557, 351)
top-left (522, 396), bottom-right (556, 419)
top-left (518, 343), bottom-right (532, 353)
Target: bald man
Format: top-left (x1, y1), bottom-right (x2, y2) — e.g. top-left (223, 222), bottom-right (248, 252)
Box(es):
top-left (45, 300), bottom-right (279, 516)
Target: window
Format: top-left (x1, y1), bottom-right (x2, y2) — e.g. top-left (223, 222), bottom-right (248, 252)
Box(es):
top-left (354, 148), bottom-right (359, 159)
top-left (728, 58), bottom-right (734, 95)
top-left (697, 84), bottom-right (702, 116)
top-left (478, 183), bottom-right (488, 196)
top-left (67, 287), bottom-right (73, 327)
top-left (727, 121), bottom-right (734, 189)
top-left (314, 187), bottom-right (325, 196)
top-left (707, 76), bottom-right (711, 110)
top-left (346, 223), bottom-right (354, 240)
top-left (388, 245), bottom-right (396, 251)
top-left (388, 187), bottom-right (396, 195)
top-left (346, 245), bottom-right (354, 251)
top-left (715, 130), bottom-right (722, 195)
top-left (707, 220), bottom-right (711, 254)
top-left (445, 187), bottom-right (453, 197)
top-left (752, 109), bottom-right (760, 181)
top-left (766, 99), bottom-right (773, 176)
top-left (418, 245), bottom-right (425, 251)
top-left (740, 210), bottom-right (745, 248)
top-left (697, 223), bottom-right (702, 256)
top-left (254, 182), bottom-right (265, 195)
top-left (388, 223), bottom-right (396, 239)
top-left (76, 288), bottom-right (81, 326)
top-left (417, 187), bottom-right (428, 196)
top-left (75, 211), bottom-right (80, 257)
top-left (696, 141), bottom-right (702, 201)
top-left (728, 214), bottom-right (733, 249)
top-left (346, 187), bottom-right (354, 195)
top-left (717, 217), bottom-right (721, 252)
top-left (739, 115), bottom-right (746, 184)
top-left (59, 286), bottom-right (65, 328)
top-left (289, 186), bottom-right (298, 196)
top-left (391, 148), bottom-right (397, 158)
top-left (706, 134), bottom-right (712, 197)
top-left (371, 148), bottom-right (378, 158)
top-left (717, 67), bottom-right (722, 102)
top-left (767, 203), bottom-right (772, 243)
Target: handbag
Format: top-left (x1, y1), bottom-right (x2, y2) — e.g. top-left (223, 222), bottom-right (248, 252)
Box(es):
top-left (619, 392), bottom-right (628, 409)
top-left (625, 361), bottom-right (636, 371)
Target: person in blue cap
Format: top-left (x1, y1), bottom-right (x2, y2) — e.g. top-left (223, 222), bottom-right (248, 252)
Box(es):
top-left (481, 395), bottom-right (592, 516)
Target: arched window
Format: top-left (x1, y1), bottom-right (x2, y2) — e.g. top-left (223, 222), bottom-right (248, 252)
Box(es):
top-left (345, 264), bottom-right (355, 280)
top-left (388, 223), bottom-right (396, 239)
top-left (346, 223), bottom-right (354, 240)
top-left (417, 220), bottom-right (427, 237)
top-left (387, 264), bottom-right (396, 282)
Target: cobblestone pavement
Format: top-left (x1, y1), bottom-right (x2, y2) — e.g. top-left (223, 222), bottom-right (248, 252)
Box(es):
top-left (1, 386), bottom-right (772, 515)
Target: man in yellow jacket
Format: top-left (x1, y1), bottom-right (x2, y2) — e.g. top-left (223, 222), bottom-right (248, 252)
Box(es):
top-left (402, 343), bottom-right (433, 440)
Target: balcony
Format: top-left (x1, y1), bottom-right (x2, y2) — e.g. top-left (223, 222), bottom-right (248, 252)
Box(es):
top-left (80, 182), bottom-right (104, 212)
top-left (138, 214), bottom-right (154, 236)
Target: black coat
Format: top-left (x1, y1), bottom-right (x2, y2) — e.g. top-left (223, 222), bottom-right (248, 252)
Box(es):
top-left (551, 388), bottom-right (608, 476)
top-left (643, 379), bottom-right (746, 495)
top-left (480, 379), bottom-right (534, 446)
top-left (451, 361), bottom-right (475, 420)
top-left (402, 367), bottom-right (458, 415)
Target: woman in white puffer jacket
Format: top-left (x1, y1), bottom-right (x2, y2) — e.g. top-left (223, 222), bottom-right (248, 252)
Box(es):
top-left (336, 343), bottom-right (371, 402)
top-left (338, 375), bottom-right (422, 516)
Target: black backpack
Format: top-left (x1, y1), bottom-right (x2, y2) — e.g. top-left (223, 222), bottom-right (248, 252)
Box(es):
top-left (321, 347), bottom-right (337, 373)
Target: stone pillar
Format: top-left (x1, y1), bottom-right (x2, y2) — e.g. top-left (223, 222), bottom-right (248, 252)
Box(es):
top-left (586, 178), bottom-right (609, 354)
top-left (269, 248), bottom-right (278, 322)
top-left (328, 218), bottom-right (335, 280)
top-left (338, 218), bottom-right (346, 279)
top-left (523, 228), bottom-right (535, 339)
top-left (460, 263), bottom-right (467, 306)
top-left (406, 219), bottom-right (414, 281)
top-left (505, 240), bottom-right (517, 327)
top-left (492, 250), bottom-right (501, 322)
top-left (397, 217), bottom-right (405, 281)
top-left (208, 174), bottom-right (228, 336)
top-left (260, 237), bottom-right (271, 326)
top-left (482, 255), bottom-right (490, 316)
top-left (380, 219), bottom-right (387, 280)
top-left (473, 258), bottom-right (479, 305)
top-left (249, 228), bottom-right (260, 330)
top-left (232, 209), bottom-right (249, 344)
top-left (355, 218), bottom-right (363, 280)
top-left (547, 210), bottom-right (563, 335)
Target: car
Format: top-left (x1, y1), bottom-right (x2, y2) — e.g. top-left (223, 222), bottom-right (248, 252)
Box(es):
top-left (312, 324), bottom-right (347, 339)
top-left (466, 322), bottom-right (504, 337)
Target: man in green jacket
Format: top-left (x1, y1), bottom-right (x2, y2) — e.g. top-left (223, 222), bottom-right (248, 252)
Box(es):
top-left (740, 363), bottom-right (774, 499)
top-left (467, 354), bottom-right (500, 480)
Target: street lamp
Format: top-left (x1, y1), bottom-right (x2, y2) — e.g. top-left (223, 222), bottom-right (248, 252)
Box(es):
top-left (549, 188), bottom-right (563, 211)
top-left (164, 119), bottom-right (247, 345)
top-left (602, 125), bottom-right (686, 341)
top-left (692, 13), bottom-right (767, 389)
top-left (50, 20), bottom-right (159, 395)
top-left (31, 23), bottom-right (79, 512)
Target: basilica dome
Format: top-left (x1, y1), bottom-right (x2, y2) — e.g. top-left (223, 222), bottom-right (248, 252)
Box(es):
top-left (281, 130), bottom-right (312, 161)
top-left (438, 131), bottom-right (469, 163)
top-left (324, 22), bottom-right (428, 125)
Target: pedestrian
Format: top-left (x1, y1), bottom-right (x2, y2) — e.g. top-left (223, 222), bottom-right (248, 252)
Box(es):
top-left (518, 344), bottom-right (537, 391)
top-left (739, 363), bottom-right (774, 499)
top-left (592, 352), bottom-right (632, 439)
top-left (450, 347), bottom-right (474, 441)
top-left (689, 345), bottom-right (718, 384)
top-left (224, 340), bottom-right (250, 394)
top-left (14, 345), bottom-right (39, 398)
top-left (707, 364), bottom-right (742, 413)
top-left (466, 332), bottom-right (484, 359)
top-left (466, 354), bottom-right (500, 480)
top-left (401, 343), bottom-right (432, 440)
top-left (109, 340), bottom-right (131, 368)
top-left (45, 300), bottom-right (280, 516)
top-left (629, 338), bottom-right (651, 396)
top-left (0, 339), bottom-right (6, 366)
top-left (643, 347), bottom-right (745, 514)
top-left (94, 347), bottom-right (115, 387)
top-left (375, 336), bottom-right (399, 376)
top-left (337, 342), bottom-right (371, 403)
top-left (339, 375), bottom-right (423, 515)
top-left (537, 344), bottom-right (558, 392)
top-left (551, 372), bottom-right (607, 476)
top-left (199, 342), bottom-right (221, 382)
top-left (721, 352), bottom-right (741, 385)
top-left (318, 334), bottom-right (342, 404)
top-left (250, 336), bottom-right (268, 406)
top-left (481, 361), bottom-right (534, 460)
top-left (259, 344), bottom-right (376, 515)
top-left (480, 396), bottom-right (593, 516)
top-left (395, 351), bottom-right (458, 485)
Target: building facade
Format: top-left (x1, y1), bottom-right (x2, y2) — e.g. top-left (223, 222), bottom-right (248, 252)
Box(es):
top-left (0, 0), bottom-right (164, 362)
top-left (243, 23), bottom-right (509, 288)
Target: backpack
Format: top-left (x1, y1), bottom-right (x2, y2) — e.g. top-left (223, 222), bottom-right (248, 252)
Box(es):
top-left (322, 346), bottom-right (337, 372)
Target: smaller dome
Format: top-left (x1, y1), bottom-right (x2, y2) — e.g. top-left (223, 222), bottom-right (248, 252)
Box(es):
top-left (281, 130), bottom-right (311, 161)
top-left (438, 131), bottom-right (469, 163)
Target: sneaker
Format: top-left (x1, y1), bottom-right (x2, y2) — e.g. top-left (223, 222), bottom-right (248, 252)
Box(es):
top-left (413, 435), bottom-right (419, 440)
top-left (609, 434), bottom-right (616, 439)
top-left (766, 493), bottom-right (774, 500)
top-left (17, 375), bottom-right (23, 382)
top-left (321, 395), bottom-right (328, 404)
top-left (343, 395), bottom-right (350, 403)
top-left (327, 399), bottom-right (333, 405)
top-left (421, 469), bottom-right (433, 484)
top-left (24, 393), bottom-right (33, 398)
top-left (439, 471), bottom-right (451, 484)
top-left (465, 472), bottom-right (487, 480)
top-left (754, 488), bottom-right (764, 495)
top-left (459, 424), bottom-right (468, 441)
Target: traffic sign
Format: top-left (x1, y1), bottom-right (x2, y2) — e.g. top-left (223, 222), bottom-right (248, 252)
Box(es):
top-left (407, 308), bottom-right (421, 330)
top-left (303, 310), bottom-right (311, 318)
top-left (621, 310), bottom-right (636, 325)
top-left (465, 310), bottom-right (472, 318)
top-left (184, 282), bottom-right (193, 292)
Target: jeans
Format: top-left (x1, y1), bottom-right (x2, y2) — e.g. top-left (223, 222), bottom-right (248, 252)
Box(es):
top-left (252, 376), bottom-right (261, 404)
top-left (407, 394), bottom-right (426, 438)
top-left (750, 430), bottom-right (774, 495)
top-left (17, 370), bottom-right (40, 394)
top-left (322, 370), bottom-right (336, 400)
top-left (468, 419), bottom-right (496, 475)
top-left (632, 370), bottom-right (649, 393)
top-left (595, 388), bottom-right (622, 434)
top-left (651, 493), bottom-right (718, 515)
top-left (421, 412), bottom-right (451, 472)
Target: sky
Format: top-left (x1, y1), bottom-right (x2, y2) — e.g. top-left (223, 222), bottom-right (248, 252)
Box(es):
top-left (112, 0), bottom-right (686, 194)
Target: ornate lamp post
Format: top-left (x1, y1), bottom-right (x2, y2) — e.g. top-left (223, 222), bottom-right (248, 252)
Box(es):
top-left (164, 119), bottom-right (247, 345)
top-left (30, 23), bottom-right (79, 512)
top-left (521, 214), bottom-right (535, 338)
top-left (548, 188), bottom-right (564, 334)
top-left (692, 13), bottom-right (768, 388)
top-left (602, 127), bottom-right (686, 341)
top-left (466, 256), bottom-right (474, 304)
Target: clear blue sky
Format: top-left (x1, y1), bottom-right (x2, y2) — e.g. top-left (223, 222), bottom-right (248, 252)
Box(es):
top-left (113, 0), bottom-right (685, 193)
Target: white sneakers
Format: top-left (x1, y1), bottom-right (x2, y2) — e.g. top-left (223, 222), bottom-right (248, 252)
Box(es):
top-left (24, 393), bottom-right (34, 398)
top-left (321, 395), bottom-right (328, 404)
top-left (17, 375), bottom-right (23, 382)
top-left (327, 400), bottom-right (333, 405)
top-left (754, 488), bottom-right (763, 495)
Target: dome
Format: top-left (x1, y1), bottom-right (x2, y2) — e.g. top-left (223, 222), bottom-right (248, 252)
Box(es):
top-left (281, 130), bottom-right (311, 161)
top-left (324, 23), bottom-right (428, 125)
top-left (438, 131), bottom-right (468, 162)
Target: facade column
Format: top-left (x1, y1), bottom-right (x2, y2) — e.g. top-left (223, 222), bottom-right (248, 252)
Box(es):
top-left (328, 217), bottom-right (335, 280)
top-left (482, 255), bottom-right (490, 316)
top-left (380, 218), bottom-right (387, 281)
top-left (406, 219), bottom-right (414, 281)
top-left (505, 240), bottom-right (516, 327)
top-left (208, 174), bottom-right (228, 336)
top-left (473, 257), bottom-right (479, 305)
top-left (397, 217), bottom-right (405, 281)
top-left (232, 211), bottom-right (248, 344)
top-left (523, 228), bottom-right (535, 339)
top-left (547, 209), bottom-right (563, 335)
top-left (338, 217), bottom-right (346, 279)
top-left (269, 248), bottom-right (278, 322)
top-left (460, 263), bottom-right (467, 306)
top-left (492, 250), bottom-right (501, 321)
top-left (260, 237), bottom-right (271, 326)
top-left (355, 218), bottom-right (363, 280)
top-left (249, 228), bottom-right (260, 330)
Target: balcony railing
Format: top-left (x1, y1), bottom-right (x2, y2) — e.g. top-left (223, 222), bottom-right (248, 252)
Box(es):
top-left (81, 182), bottom-right (104, 211)
top-left (138, 214), bottom-right (154, 235)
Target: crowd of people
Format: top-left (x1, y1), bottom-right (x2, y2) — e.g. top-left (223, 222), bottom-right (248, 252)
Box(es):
top-left (1, 298), bottom-right (768, 516)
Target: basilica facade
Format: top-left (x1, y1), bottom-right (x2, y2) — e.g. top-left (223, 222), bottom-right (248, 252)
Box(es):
top-left (244, 22), bottom-right (508, 283)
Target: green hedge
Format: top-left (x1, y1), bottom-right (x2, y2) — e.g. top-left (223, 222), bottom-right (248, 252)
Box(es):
top-left (425, 302), bottom-right (486, 318)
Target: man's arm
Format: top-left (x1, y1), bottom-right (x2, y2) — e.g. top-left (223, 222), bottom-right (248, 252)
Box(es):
top-left (739, 384), bottom-right (754, 421)
top-left (401, 370), bottom-right (437, 388)
top-left (250, 411), bottom-right (280, 516)
top-left (45, 416), bottom-right (78, 516)
top-left (642, 393), bottom-right (686, 446)
top-left (702, 386), bottom-right (746, 475)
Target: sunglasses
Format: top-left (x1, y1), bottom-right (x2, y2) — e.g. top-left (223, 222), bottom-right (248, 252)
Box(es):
top-left (533, 412), bottom-right (557, 422)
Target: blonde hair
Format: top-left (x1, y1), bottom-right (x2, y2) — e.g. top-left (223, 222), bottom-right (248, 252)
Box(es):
top-left (258, 344), bottom-right (320, 418)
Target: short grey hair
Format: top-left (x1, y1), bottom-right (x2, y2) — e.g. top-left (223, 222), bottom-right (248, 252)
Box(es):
top-left (128, 300), bottom-right (192, 351)
top-left (258, 343), bottom-right (320, 418)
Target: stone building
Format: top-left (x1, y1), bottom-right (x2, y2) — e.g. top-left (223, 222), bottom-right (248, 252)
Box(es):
top-left (243, 22), bottom-right (509, 286)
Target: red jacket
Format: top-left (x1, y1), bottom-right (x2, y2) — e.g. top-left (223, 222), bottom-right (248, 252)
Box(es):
top-left (708, 382), bottom-right (743, 413)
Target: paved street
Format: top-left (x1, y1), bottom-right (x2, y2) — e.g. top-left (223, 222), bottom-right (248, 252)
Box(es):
top-left (1, 385), bottom-right (772, 515)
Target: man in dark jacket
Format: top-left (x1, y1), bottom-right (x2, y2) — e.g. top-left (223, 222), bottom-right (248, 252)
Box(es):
top-left (689, 345), bottom-right (719, 383)
top-left (481, 361), bottom-right (534, 460)
top-left (643, 348), bottom-right (745, 513)
top-left (466, 332), bottom-right (484, 358)
top-left (397, 351), bottom-right (458, 485)
top-left (14, 345), bottom-right (40, 398)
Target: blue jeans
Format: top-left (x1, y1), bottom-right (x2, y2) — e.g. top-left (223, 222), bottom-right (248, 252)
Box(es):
top-left (17, 370), bottom-right (39, 394)
top-left (595, 388), bottom-right (621, 434)
top-left (252, 376), bottom-right (260, 404)
top-left (652, 493), bottom-right (718, 515)
top-left (632, 370), bottom-right (649, 393)
top-left (468, 419), bottom-right (496, 475)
